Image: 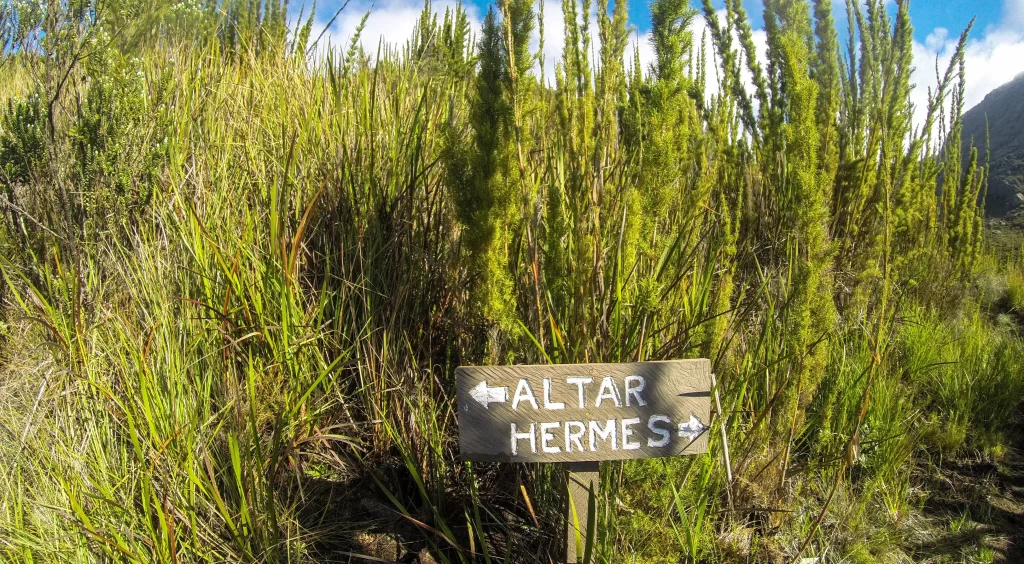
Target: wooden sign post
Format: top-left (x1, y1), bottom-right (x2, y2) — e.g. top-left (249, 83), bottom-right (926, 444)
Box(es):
top-left (456, 359), bottom-right (712, 563)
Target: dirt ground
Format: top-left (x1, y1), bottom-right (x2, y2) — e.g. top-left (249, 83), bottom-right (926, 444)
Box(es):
top-left (915, 424), bottom-right (1024, 562)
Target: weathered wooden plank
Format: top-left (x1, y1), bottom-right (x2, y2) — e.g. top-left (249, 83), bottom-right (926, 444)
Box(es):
top-left (565, 461), bottom-right (599, 564)
top-left (456, 359), bottom-right (711, 463)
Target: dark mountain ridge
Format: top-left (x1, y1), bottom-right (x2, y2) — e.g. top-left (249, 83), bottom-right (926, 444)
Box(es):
top-left (961, 71), bottom-right (1024, 217)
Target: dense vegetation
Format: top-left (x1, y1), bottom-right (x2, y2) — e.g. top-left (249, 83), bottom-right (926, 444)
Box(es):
top-left (1, 0), bottom-right (1023, 561)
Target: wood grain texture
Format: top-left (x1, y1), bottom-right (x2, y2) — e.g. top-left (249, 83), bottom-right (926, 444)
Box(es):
top-left (456, 359), bottom-right (711, 463)
top-left (565, 461), bottom-right (598, 564)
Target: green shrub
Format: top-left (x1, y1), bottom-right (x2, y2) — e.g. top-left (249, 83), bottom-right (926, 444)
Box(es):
top-left (903, 308), bottom-right (1024, 454)
top-left (1006, 268), bottom-right (1024, 312)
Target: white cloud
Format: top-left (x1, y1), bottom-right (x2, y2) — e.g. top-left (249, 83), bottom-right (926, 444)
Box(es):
top-left (695, 11), bottom-right (769, 105)
top-left (1004, 0), bottom-right (1024, 33)
top-left (538, 7), bottom-right (768, 104)
top-left (532, 0), bottom-right (570, 83)
top-left (622, 11), bottom-right (758, 100)
top-left (309, 0), bottom-right (566, 78)
top-left (627, 30), bottom-right (656, 78)
top-left (528, 0), bottom-right (561, 82)
top-left (910, 0), bottom-right (1024, 132)
top-left (307, 0), bottom-right (484, 61)
top-left (301, 0), bottom-right (1024, 139)
top-left (305, 0), bottom-right (658, 88)
top-left (530, 0), bottom-right (629, 86)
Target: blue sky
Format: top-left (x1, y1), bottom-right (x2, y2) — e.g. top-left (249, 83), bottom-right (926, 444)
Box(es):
top-left (303, 0), bottom-right (1024, 123)
top-left (908, 2), bottom-right (1003, 40)
top-left (617, 0), bottom-right (1005, 37)
top-left (307, 0), bottom-right (1007, 42)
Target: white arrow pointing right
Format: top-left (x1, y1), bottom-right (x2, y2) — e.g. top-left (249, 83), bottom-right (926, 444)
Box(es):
top-left (678, 414), bottom-right (707, 441)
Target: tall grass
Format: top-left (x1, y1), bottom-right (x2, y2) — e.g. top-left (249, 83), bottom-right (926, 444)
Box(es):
top-left (0, 0), bottom-right (1022, 561)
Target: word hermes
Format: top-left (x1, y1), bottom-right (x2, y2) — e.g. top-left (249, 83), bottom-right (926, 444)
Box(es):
top-left (456, 360), bottom-right (712, 463)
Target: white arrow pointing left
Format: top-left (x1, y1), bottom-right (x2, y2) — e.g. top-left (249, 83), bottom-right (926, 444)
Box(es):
top-left (470, 380), bottom-right (508, 409)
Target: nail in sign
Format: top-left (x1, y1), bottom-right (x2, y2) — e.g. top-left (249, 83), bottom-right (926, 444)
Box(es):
top-left (456, 360), bottom-right (711, 463)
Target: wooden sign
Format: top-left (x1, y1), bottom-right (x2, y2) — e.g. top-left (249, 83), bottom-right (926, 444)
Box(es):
top-left (456, 359), bottom-right (711, 463)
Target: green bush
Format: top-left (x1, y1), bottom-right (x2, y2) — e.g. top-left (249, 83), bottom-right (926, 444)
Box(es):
top-left (1006, 268), bottom-right (1024, 312)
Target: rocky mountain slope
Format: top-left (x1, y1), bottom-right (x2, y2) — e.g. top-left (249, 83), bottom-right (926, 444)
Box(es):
top-left (961, 71), bottom-right (1024, 217)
